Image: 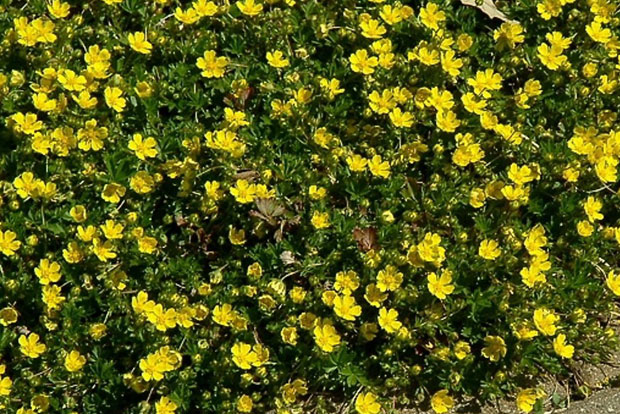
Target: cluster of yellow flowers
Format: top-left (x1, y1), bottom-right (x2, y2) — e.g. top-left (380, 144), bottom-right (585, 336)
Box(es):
top-left (2, 0), bottom-right (620, 413)
top-left (132, 291), bottom-right (208, 331)
top-left (139, 346), bottom-right (183, 382)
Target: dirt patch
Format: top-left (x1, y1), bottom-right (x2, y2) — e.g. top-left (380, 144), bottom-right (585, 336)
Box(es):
top-left (402, 347), bottom-right (620, 414)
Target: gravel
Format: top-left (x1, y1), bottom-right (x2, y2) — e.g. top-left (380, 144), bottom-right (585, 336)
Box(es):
top-left (558, 389), bottom-right (620, 414)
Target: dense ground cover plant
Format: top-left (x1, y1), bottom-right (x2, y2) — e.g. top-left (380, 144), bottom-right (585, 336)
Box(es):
top-left (0, 0), bottom-right (619, 413)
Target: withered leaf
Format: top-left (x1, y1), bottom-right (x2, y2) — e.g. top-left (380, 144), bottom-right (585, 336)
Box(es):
top-left (280, 250), bottom-right (297, 265)
top-left (234, 170), bottom-right (260, 181)
top-left (353, 227), bottom-right (379, 252)
top-left (460, 0), bottom-right (516, 23)
top-left (256, 198), bottom-right (287, 218)
top-left (175, 215), bottom-right (190, 228)
top-left (274, 216), bottom-right (301, 242)
top-left (250, 198), bottom-right (288, 227)
top-left (224, 86), bottom-right (255, 110)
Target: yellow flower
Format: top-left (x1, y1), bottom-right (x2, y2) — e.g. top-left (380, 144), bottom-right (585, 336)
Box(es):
top-left (101, 183), bottom-right (126, 203)
top-left (231, 342), bottom-right (257, 369)
top-left (0, 375), bottom-right (11, 396)
top-left (224, 108), bottom-right (250, 129)
top-left (347, 154), bottom-right (368, 172)
top-left (376, 265), bottom-right (403, 292)
top-left (174, 7), bottom-right (200, 24)
top-left (512, 321), bottom-right (539, 341)
top-left (606, 270), bottom-right (620, 296)
top-left (48, 0), bottom-right (71, 18)
top-left (72, 91), bottom-right (98, 109)
top-left (311, 211), bottom-right (330, 229)
top-left (130, 171), bottom-right (155, 194)
top-left (533, 308), bottom-right (559, 336)
top-left (368, 89), bottom-right (395, 114)
top-left (12, 112), bottom-right (43, 135)
top-left (19, 333), bottom-right (46, 358)
top-left (252, 343), bottom-right (269, 367)
top-left (34, 258), bottom-right (62, 285)
top-left (230, 179), bottom-right (256, 203)
top-left (586, 21), bottom-right (612, 44)
top-left (266, 50), bottom-right (289, 68)
top-left (493, 22), bottom-right (525, 48)
top-left (128, 32), bottom-right (152, 54)
top-left (104, 87), bottom-right (126, 112)
top-left (193, 0), bottom-right (218, 17)
top-left (213, 303), bottom-right (235, 326)
top-left (417, 232), bottom-right (446, 265)
top-left (77, 119), bottom-right (108, 151)
top-left (378, 307), bottom-right (401, 333)
top-left (368, 155), bottom-right (391, 178)
top-left (389, 107), bottom-right (414, 128)
top-left (320, 77), bottom-right (345, 99)
top-left (583, 196), bottom-right (603, 222)
top-left (132, 291), bottom-right (153, 314)
top-left (128, 134), bottom-right (158, 160)
top-left (537, 43), bottom-right (566, 71)
top-left (58, 69), bottom-right (86, 91)
top-left (427, 269), bottom-right (455, 300)
top-left (453, 341), bottom-right (470, 360)
top-left (196, 50), bottom-right (229, 78)
top-left (430, 390), bottom-right (454, 414)
top-left (520, 266), bottom-right (546, 288)
top-left (281, 327), bottom-right (298, 345)
top-left (237, 395), bottom-right (253, 413)
top-left (91, 238), bottom-right (117, 262)
top-left (42, 284), bottom-right (65, 310)
top-left (509, 164), bottom-right (539, 186)
top-left (32, 92), bottom-right (57, 111)
top-left (481, 335), bottom-right (506, 362)
top-left (147, 304), bottom-right (177, 332)
top-left (436, 110), bottom-right (460, 132)
top-left (577, 220), bottom-right (593, 237)
top-left (313, 324), bottom-right (341, 352)
top-left (467, 69), bottom-right (503, 97)
top-left (64, 350), bottom-right (87, 372)
top-left (289, 287), bottom-right (306, 303)
top-left (440, 50), bottom-right (463, 77)
top-left (349, 49), bottom-right (378, 75)
top-left (155, 396), bottom-right (178, 414)
top-left (138, 236), bottom-right (158, 254)
top-left (100, 220), bottom-right (124, 240)
top-left (360, 18), bottom-right (386, 39)
top-left (229, 227), bottom-right (246, 245)
top-left (333, 295), bottom-right (361, 321)
top-left (0, 307), bottom-right (18, 326)
top-left (516, 388), bottom-right (545, 413)
top-left (419, 2), bottom-right (445, 31)
top-left (139, 354), bottom-right (166, 382)
top-left (309, 185), bottom-right (327, 200)
top-left (364, 284), bottom-right (388, 307)
top-left (524, 224), bottom-right (547, 255)
top-left (0, 230), bottom-right (21, 256)
top-left (456, 33), bottom-right (473, 51)
top-left (237, 0), bottom-right (263, 16)
top-left (355, 392), bottom-right (381, 414)
top-left (135, 81), bottom-right (153, 98)
top-left (88, 323), bottom-right (107, 341)
top-left (553, 333), bottom-right (574, 359)
top-left (63, 242), bottom-right (84, 263)
top-left (478, 239), bottom-right (501, 260)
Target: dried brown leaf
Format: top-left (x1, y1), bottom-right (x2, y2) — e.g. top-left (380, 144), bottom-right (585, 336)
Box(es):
top-left (460, 0), bottom-right (516, 22)
top-left (352, 227), bottom-right (379, 252)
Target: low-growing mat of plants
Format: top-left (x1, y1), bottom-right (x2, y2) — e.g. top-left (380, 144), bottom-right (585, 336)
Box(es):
top-left (0, 0), bottom-right (620, 413)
